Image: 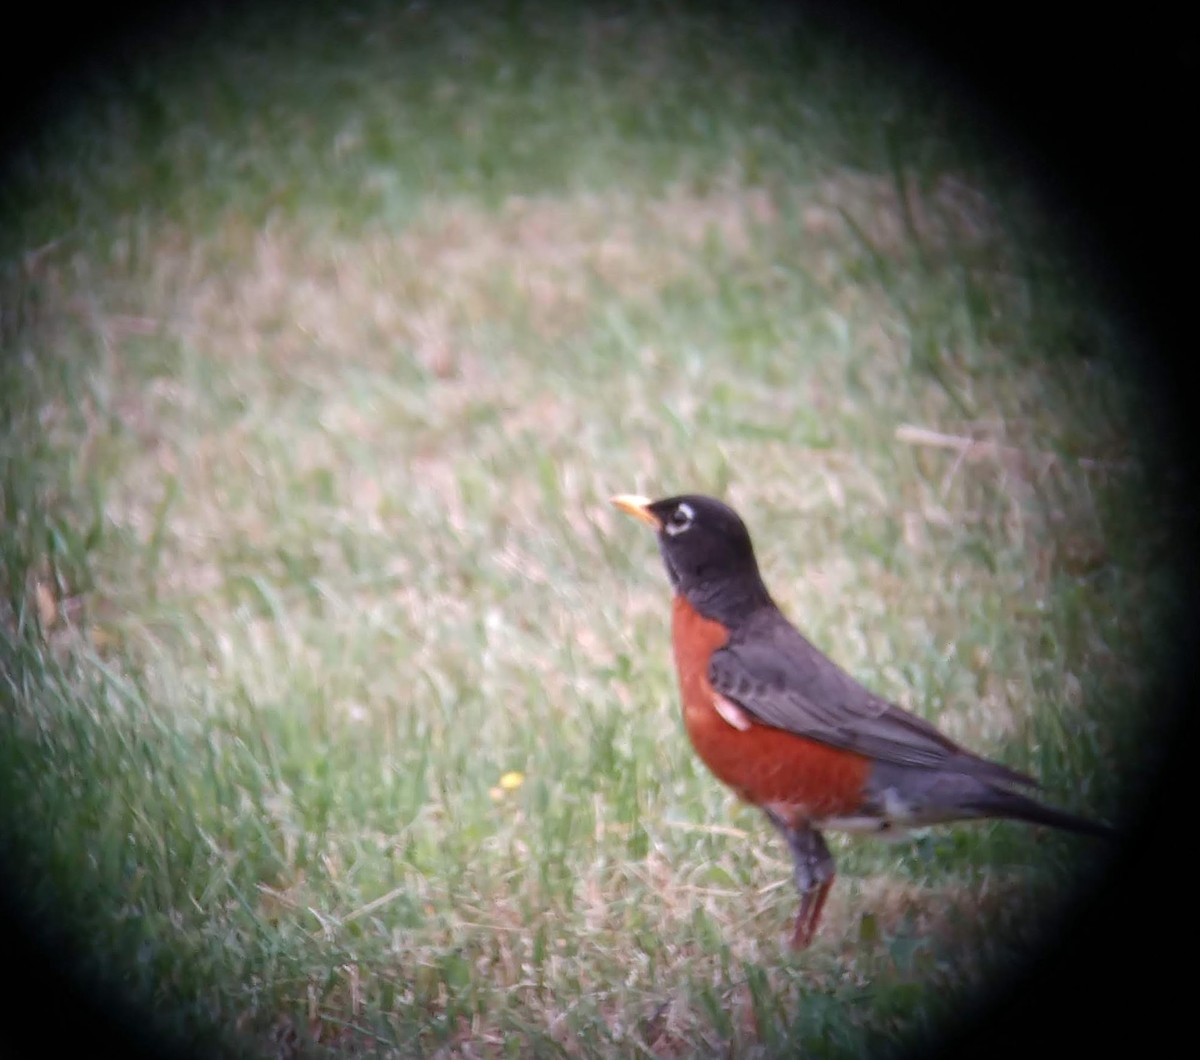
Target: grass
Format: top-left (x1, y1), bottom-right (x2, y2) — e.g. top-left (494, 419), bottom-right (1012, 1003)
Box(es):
top-left (0, 1), bottom-right (1178, 1056)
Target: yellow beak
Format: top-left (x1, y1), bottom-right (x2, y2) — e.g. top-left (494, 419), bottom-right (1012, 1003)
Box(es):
top-left (610, 494), bottom-right (662, 530)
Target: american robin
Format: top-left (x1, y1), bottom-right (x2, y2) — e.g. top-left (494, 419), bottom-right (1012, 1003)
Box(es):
top-left (611, 492), bottom-right (1112, 948)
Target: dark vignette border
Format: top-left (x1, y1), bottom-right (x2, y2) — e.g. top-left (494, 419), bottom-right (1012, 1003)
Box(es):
top-left (2, 1), bottom-right (1194, 1058)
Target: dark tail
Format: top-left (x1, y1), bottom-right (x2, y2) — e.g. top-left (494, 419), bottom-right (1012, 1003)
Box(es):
top-left (972, 790), bottom-right (1116, 839)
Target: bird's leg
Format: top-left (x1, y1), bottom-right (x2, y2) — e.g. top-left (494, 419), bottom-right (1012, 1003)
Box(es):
top-left (764, 810), bottom-right (836, 949)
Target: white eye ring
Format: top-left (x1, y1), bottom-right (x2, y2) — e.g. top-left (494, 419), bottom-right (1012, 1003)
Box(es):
top-left (664, 501), bottom-right (694, 536)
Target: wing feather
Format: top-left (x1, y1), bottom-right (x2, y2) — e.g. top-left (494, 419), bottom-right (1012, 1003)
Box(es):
top-left (708, 609), bottom-right (1034, 786)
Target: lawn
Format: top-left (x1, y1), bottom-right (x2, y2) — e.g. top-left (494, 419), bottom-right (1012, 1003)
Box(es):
top-left (0, 2), bottom-right (1177, 1056)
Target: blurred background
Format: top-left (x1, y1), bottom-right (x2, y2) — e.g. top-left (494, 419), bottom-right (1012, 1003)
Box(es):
top-left (1, 1), bottom-right (1192, 1057)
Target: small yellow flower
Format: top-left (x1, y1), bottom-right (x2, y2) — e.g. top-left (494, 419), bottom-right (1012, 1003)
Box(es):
top-left (490, 771), bottom-right (526, 801)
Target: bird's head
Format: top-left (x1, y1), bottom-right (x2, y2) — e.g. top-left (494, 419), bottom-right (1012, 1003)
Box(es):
top-left (611, 493), bottom-right (772, 620)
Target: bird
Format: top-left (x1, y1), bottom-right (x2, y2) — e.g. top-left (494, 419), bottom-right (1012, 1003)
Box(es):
top-left (611, 492), bottom-right (1112, 948)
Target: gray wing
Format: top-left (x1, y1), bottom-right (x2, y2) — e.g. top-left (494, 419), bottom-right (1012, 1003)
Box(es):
top-left (708, 609), bottom-right (1035, 786)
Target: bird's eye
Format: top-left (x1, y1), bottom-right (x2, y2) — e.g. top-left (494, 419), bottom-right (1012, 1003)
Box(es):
top-left (665, 502), bottom-right (694, 536)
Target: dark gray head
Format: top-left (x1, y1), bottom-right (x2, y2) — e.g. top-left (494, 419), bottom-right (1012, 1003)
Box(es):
top-left (611, 493), bottom-right (773, 622)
